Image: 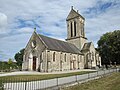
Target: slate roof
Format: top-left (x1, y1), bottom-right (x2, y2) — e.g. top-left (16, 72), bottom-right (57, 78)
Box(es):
top-left (81, 42), bottom-right (92, 51)
top-left (66, 8), bottom-right (85, 21)
top-left (38, 34), bottom-right (82, 54)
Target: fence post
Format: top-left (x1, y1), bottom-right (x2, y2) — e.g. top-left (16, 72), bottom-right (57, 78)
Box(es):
top-left (76, 75), bottom-right (78, 83)
top-left (104, 70), bottom-right (105, 75)
top-left (25, 81), bottom-right (27, 90)
top-left (56, 77), bottom-right (58, 86)
top-left (88, 73), bottom-right (90, 79)
top-left (97, 71), bottom-right (98, 76)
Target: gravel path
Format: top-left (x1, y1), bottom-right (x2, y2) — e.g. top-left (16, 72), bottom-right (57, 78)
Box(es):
top-left (0, 69), bottom-right (97, 77)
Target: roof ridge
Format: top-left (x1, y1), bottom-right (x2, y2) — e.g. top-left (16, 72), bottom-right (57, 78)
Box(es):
top-left (39, 34), bottom-right (80, 47)
top-left (38, 34), bottom-right (82, 54)
top-left (39, 34), bottom-right (68, 43)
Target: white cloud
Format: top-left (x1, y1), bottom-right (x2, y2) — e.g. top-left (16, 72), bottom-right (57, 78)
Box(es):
top-left (17, 27), bottom-right (33, 33)
top-left (0, 13), bottom-right (7, 27)
top-left (0, 12), bottom-right (8, 34)
top-left (0, 0), bottom-right (120, 60)
top-left (0, 33), bottom-right (32, 60)
top-left (85, 2), bottom-right (120, 46)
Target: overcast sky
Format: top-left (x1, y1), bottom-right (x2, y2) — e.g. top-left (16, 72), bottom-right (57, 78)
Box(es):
top-left (0, 0), bottom-right (120, 61)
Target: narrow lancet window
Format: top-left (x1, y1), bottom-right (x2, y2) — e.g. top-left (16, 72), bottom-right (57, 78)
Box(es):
top-left (70, 22), bottom-right (73, 37)
top-left (74, 21), bottom-right (76, 36)
top-left (64, 54), bottom-right (66, 62)
top-left (53, 52), bottom-right (55, 62)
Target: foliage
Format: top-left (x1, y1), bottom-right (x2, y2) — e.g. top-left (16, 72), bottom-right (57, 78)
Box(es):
top-left (97, 30), bottom-right (120, 65)
top-left (0, 61), bottom-right (17, 71)
top-left (14, 48), bottom-right (25, 67)
top-left (8, 58), bottom-right (13, 65)
top-left (0, 61), bottom-right (8, 71)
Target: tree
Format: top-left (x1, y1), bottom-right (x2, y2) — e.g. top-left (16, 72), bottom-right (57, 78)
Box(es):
top-left (97, 30), bottom-right (120, 65)
top-left (8, 58), bottom-right (13, 69)
top-left (8, 58), bottom-right (13, 65)
top-left (14, 48), bottom-right (25, 67)
top-left (0, 61), bottom-right (11, 71)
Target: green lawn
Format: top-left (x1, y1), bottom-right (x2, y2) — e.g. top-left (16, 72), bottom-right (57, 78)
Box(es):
top-left (0, 71), bottom-right (94, 89)
top-left (62, 72), bottom-right (120, 90)
top-left (0, 71), bottom-right (94, 85)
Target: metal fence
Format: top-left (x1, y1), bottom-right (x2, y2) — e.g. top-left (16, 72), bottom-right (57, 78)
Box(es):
top-left (0, 68), bottom-right (119, 90)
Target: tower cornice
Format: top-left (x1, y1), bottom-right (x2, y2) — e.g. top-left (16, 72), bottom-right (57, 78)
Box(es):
top-left (66, 36), bottom-right (87, 41)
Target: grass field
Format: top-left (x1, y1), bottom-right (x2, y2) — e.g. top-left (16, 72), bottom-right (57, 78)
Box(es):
top-left (62, 72), bottom-right (120, 90)
top-left (0, 71), bottom-right (94, 87)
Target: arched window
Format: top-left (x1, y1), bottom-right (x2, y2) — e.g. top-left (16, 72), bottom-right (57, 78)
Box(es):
top-left (92, 52), bottom-right (94, 61)
top-left (70, 53), bottom-right (72, 62)
top-left (81, 23), bottom-right (83, 36)
top-left (53, 52), bottom-right (55, 62)
top-left (81, 23), bottom-right (84, 36)
top-left (64, 54), bottom-right (66, 62)
top-left (74, 21), bottom-right (77, 36)
top-left (70, 22), bottom-right (73, 37)
top-left (80, 55), bottom-right (82, 62)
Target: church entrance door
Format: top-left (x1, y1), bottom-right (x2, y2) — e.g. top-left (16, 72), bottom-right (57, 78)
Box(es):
top-left (33, 56), bottom-right (36, 71)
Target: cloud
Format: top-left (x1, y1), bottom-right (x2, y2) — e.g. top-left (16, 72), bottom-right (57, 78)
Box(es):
top-left (83, 0), bottom-right (119, 17)
top-left (0, 0), bottom-right (120, 60)
top-left (0, 12), bottom-right (8, 34)
top-left (0, 13), bottom-right (7, 27)
top-left (84, 0), bottom-right (120, 47)
top-left (0, 50), bottom-right (9, 61)
top-left (0, 33), bottom-right (32, 60)
top-left (17, 27), bottom-right (33, 33)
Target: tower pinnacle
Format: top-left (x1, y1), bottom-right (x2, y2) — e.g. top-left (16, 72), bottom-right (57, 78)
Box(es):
top-left (34, 27), bottom-right (36, 32)
top-left (71, 6), bottom-right (73, 9)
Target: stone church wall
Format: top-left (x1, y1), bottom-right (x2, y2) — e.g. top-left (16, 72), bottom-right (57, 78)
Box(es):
top-left (41, 50), bottom-right (85, 72)
top-left (22, 32), bottom-right (46, 71)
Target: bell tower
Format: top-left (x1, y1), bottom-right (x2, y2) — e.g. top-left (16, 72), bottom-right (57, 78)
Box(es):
top-left (66, 6), bottom-right (87, 50)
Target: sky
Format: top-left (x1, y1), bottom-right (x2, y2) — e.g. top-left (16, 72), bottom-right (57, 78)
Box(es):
top-left (0, 0), bottom-right (120, 61)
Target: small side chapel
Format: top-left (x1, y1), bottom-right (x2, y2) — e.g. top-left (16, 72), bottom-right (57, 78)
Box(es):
top-left (22, 7), bottom-right (101, 72)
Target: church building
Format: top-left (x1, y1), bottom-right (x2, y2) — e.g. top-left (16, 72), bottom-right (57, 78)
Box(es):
top-left (22, 7), bottom-right (101, 72)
